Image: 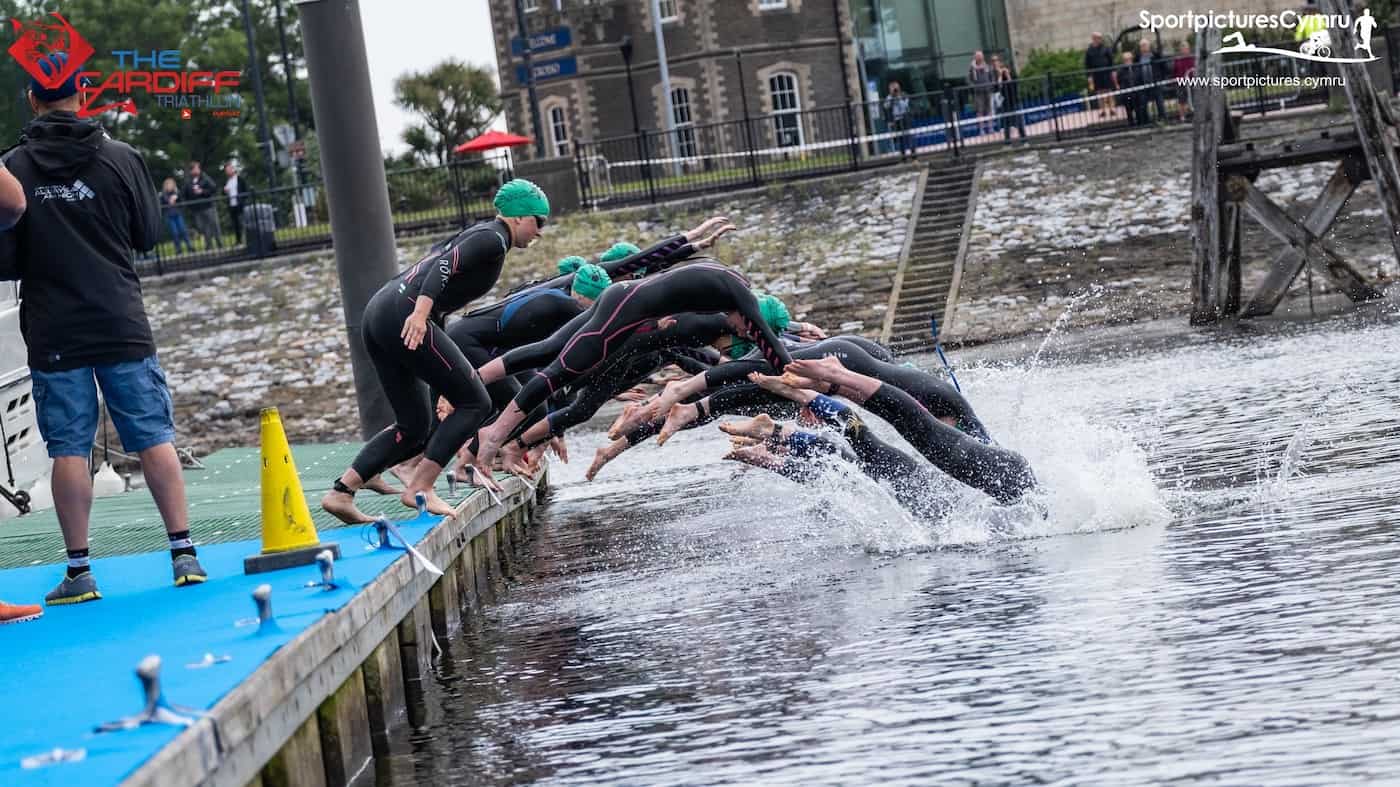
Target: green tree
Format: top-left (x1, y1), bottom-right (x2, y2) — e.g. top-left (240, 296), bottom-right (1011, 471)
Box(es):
top-left (393, 59), bottom-right (500, 166)
top-left (2, 1), bottom-right (315, 189)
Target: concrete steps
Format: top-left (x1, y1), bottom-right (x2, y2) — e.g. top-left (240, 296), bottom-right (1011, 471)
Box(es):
top-left (885, 162), bottom-right (978, 354)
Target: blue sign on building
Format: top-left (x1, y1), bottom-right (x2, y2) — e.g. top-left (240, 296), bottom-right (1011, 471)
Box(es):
top-left (515, 56), bottom-right (578, 84)
top-left (510, 27), bottom-right (571, 56)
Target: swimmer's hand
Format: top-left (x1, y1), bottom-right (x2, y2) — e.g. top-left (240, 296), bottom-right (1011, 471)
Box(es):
top-left (694, 223), bottom-right (736, 251)
top-left (789, 321), bottom-right (827, 341)
top-left (686, 216), bottom-right (729, 241)
top-left (401, 312), bottom-right (429, 350)
top-left (436, 396), bottom-right (454, 421)
top-left (656, 316), bottom-right (678, 331)
top-left (549, 436), bottom-right (569, 464)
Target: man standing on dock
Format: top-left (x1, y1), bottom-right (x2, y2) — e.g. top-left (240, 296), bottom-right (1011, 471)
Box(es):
top-left (2, 53), bottom-right (207, 605)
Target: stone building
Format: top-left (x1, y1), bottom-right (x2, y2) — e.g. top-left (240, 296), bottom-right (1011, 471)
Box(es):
top-left (487, 0), bottom-right (1300, 155)
top-left (488, 0), bottom-right (865, 160)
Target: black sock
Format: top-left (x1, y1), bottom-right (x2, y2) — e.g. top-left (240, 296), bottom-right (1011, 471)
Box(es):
top-left (66, 548), bottom-right (90, 579)
top-left (168, 530), bottom-right (196, 559)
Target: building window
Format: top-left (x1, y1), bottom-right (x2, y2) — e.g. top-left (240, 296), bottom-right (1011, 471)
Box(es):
top-left (523, 0), bottom-right (539, 11)
top-left (671, 87), bottom-right (697, 159)
top-left (548, 105), bottom-right (570, 157)
top-left (758, 0), bottom-right (787, 8)
top-left (768, 72), bottom-right (803, 147)
top-left (657, 0), bottom-right (678, 23)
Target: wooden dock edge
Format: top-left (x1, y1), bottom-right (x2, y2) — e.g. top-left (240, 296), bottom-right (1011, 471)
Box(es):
top-left (123, 467), bottom-right (550, 787)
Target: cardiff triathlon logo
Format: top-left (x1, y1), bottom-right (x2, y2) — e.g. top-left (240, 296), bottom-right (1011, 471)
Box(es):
top-left (1216, 9), bottom-right (1379, 63)
top-left (8, 13), bottom-right (92, 88)
top-left (7, 12), bottom-right (242, 118)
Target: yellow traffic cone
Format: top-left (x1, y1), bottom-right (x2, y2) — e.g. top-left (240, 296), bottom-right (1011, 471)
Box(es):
top-left (244, 407), bottom-right (340, 575)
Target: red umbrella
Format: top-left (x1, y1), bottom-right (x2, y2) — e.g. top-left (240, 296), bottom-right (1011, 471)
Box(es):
top-left (453, 130), bottom-right (533, 154)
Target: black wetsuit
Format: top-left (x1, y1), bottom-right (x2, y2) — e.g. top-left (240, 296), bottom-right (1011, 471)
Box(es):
top-left (857, 384), bottom-right (1036, 504)
top-left (349, 219), bottom-right (509, 479)
top-left (498, 261), bottom-right (791, 420)
top-left (448, 288), bottom-right (585, 412)
top-left (697, 337), bottom-right (991, 442)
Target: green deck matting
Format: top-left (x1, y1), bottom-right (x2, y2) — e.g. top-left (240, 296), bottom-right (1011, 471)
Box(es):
top-left (0, 443), bottom-right (490, 570)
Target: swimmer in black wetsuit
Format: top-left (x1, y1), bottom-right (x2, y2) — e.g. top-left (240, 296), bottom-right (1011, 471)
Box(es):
top-left (464, 260), bottom-right (793, 477)
top-left (764, 356), bottom-right (1037, 504)
top-left (448, 263), bottom-right (612, 413)
top-left (321, 179), bottom-right (550, 524)
top-left (717, 373), bottom-right (954, 517)
top-left (468, 313), bottom-right (734, 470)
top-left (615, 334), bottom-right (990, 446)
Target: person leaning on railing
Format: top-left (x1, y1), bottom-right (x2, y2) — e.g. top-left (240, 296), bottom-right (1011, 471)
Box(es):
top-left (991, 54), bottom-right (1025, 141)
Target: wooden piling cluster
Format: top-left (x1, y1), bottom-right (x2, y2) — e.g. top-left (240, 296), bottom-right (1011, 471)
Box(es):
top-left (123, 468), bottom-right (549, 787)
top-left (1190, 3), bottom-right (1396, 323)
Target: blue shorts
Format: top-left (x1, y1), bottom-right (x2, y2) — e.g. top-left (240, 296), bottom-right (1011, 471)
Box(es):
top-left (30, 356), bottom-right (177, 458)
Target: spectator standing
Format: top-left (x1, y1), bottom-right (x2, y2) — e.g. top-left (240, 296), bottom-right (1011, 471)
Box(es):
top-left (181, 160), bottom-right (221, 250)
top-left (1085, 32), bottom-right (1117, 118)
top-left (992, 54), bottom-right (1025, 141)
top-left (1, 52), bottom-right (206, 605)
top-left (223, 161), bottom-right (251, 244)
top-left (968, 51), bottom-right (995, 135)
top-left (882, 81), bottom-right (914, 161)
top-left (1137, 39), bottom-right (1166, 124)
top-left (1172, 41), bottom-right (1196, 122)
top-left (1118, 51), bottom-right (1143, 126)
top-left (159, 177), bottom-right (193, 254)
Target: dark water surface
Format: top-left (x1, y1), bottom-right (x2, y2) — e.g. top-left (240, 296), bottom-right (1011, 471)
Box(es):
top-left (374, 306), bottom-right (1400, 785)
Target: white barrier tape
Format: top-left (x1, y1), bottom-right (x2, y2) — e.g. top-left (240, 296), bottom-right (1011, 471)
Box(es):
top-left (594, 78), bottom-right (1182, 171)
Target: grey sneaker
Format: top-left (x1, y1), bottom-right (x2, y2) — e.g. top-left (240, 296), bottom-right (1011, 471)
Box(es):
top-left (172, 554), bottom-right (208, 587)
top-left (45, 571), bottom-right (102, 606)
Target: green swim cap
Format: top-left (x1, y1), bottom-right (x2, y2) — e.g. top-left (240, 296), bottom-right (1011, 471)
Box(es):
top-left (557, 255), bottom-right (585, 275)
top-left (493, 178), bottom-right (550, 218)
top-left (571, 263), bottom-right (612, 300)
top-left (598, 242), bottom-right (641, 263)
top-left (726, 336), bottom-right (755, 360)
top-left (756, 293), bottom-right (791, 334)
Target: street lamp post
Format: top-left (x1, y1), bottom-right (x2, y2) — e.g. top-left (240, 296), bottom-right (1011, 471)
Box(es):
top-left (619, 36), bottom-right (656, 203)
top-left (619, 35), bottom-right (640, 135)
top-left (512, 0), bottom-right (547, 158)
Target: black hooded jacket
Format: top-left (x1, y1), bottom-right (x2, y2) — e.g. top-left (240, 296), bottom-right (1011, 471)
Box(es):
top-left (2, 111), bottom-right (161, 371)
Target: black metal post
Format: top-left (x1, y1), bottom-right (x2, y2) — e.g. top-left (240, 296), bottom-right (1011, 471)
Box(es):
top-left (845, 102), bottom-right (859, 170)
top-left (512, 0), bottom-right (546, 157)
top-left (1046, 73), bottom-right (1061, 141)
top-left (274, 0), bottom-right (309, 222)
top-left (620, 36), bottom-right (653, 197)
top-left (620, 36), bottom-right (641, 135)
top-left (298, 0), bottom-right (398, 436)
top-left (639, 130), bottom-right (657, 204)
top-left (274, 0), bottom-right (300, 138)
top-left (735, 50), bottom-right (760, 186)
top-left (240, 0), bottom-right (278, 188)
